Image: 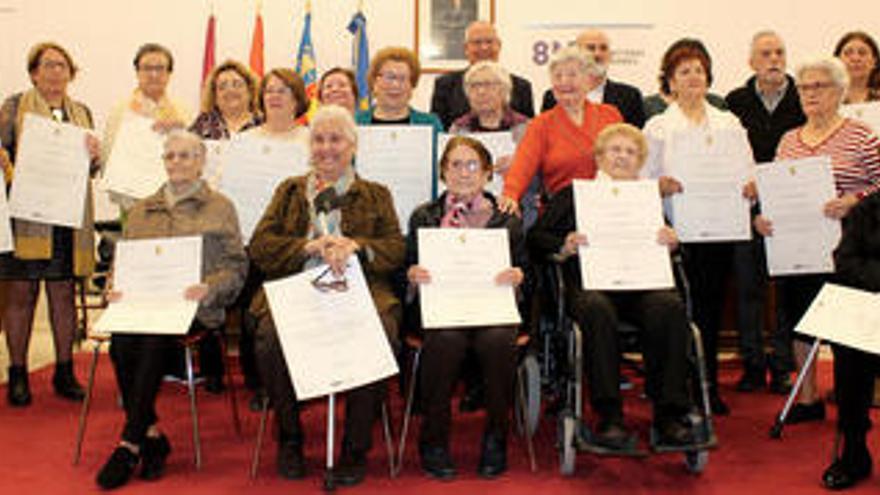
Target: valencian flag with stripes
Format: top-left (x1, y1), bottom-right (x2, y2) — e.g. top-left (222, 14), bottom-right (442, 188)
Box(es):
top-left (295, 3), bottom-right (318, 123)
top-left (201, 11), bottom-right (216, 87)
top-left (347, 8), bottom-right (370, 111)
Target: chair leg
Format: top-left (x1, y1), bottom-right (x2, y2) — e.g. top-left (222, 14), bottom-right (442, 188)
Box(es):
top-left (250, 396), bottom-right (270, 479)
top-left (516, 366), bottom-right (538, 472)
top-left (217, 333), bottom-right (242, 436)
top-left (185, 345), bottom-right (202, 469)
top-left (381, 400), bottom-right (396, 478)
top-left (396, 348), bottom-right (421, 475)
top-left (73, 342), bottom-right (103, 465)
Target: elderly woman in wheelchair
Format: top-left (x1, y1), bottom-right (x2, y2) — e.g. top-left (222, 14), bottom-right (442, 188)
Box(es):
top-left (528, 123), bottom-right (709, 456)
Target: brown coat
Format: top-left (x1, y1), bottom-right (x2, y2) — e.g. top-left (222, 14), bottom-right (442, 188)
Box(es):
top-left (248, 174), bottom-right (405, 321)
top-left (124, 182), bottom-right (248, 328)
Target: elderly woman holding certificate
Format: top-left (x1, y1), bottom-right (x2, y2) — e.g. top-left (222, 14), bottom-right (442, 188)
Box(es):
top-left (754, 57), bottom-right (880, 427)
top-left (499, 46), bottom-right (622, 215)
top-left (528, 123), bottom-right (697, 453)
top-left (95, 129), bottom-right (246, 490)
top-left (248, 105), bottom-right (404, 486)
top-left (405, 136), bottom-right (524, 480)
top-left (641, 40), bottom-right (755, 416)
top-left (0, 41), bottom-right (101, 407)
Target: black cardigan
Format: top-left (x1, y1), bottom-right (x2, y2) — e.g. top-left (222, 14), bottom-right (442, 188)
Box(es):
top-left (725, 75), bottom-right (806, 163)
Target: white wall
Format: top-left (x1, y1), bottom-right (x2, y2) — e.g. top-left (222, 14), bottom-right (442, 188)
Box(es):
top-left (0, 0), bottom-right (877, 129)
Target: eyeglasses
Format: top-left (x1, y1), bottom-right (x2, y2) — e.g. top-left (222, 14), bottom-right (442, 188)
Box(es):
top-left (447, 159), bottom-right (482, 174)
top-left (465, 80), bottom-right (501, 91)
top-left (310, 265), bottom-right (349, 293)
top-left (39, 59), bottom-right (69, 71)
top-left (162, 151), bottom-right (199, 161)
top-left (217, 80), bottom-right (246, 91)
top-left (264, 86), bottom-right (292, 96)
top-left (138, 64), bottom-right (169, 74)
top-left (466, 37), bottom-right (499, 46)
top-left (796, 81), bottom-right (837, 93)
top-left (377, 72), bottom-right (409, 86)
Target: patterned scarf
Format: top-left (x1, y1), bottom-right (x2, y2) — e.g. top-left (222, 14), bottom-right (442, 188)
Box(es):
top-left (304, 167), bottom-right (356, 268)
top-left (440, 193), bottom-right (492, 228)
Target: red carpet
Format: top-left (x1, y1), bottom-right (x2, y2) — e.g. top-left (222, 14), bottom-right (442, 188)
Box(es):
top-left (1, 353), bottom-right (879, 494)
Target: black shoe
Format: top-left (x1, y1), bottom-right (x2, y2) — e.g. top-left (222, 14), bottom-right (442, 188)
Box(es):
top-left (768, 372), bottom-right (793, 395)
top-left (654, 416), bottom-right (695, 447)
top-left (7, 365), bottom-right (32, 407)
top-left (53, 361), bottom-right (85, 401)
top-left (333, 450), bottom-right (367, 487)
top-left (96, 446), bottom-right (139, 490)
top-left (477, 434), bottom-right (507, 479)
top-left (139, 434), bottom-right (171, 481)
top-left (784, 401), bottom-right (825, 424)
top-left (594, 417), bottom-right (637, 451)
top-left (203, 375), bottom-right (225, 395)
top-left (736, 368), bottom-right (766, 393)
top-left (709, 393), bottom-right (730, 416)
top-left (822, 454), bottom-right (872, 490)
top-left (277, 440), bottom-right (306, 479)
top-left (420, 445), bottom-right (456, 481)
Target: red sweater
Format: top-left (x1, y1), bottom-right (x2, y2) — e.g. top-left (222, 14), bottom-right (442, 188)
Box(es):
top-left (502, 101), bottom-right (622, 199)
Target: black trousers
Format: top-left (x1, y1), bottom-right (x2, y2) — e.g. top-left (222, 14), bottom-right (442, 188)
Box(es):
top-left (567, 288), bottom-right (691, 420)
top-left (775, 274), bottom-right (825, 346)
top-left (109, 321), bottom-right (218, 445)
top-left (254, 308), bottom-right (399, 453)
top-left (418, 326), bottom-right (516, 447)
top-left (681, 242), bottom-right (733, 392)
top-left (832, 344), bottom-right (880, 437)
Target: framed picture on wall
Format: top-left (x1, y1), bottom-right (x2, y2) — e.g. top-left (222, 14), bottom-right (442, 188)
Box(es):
top-left (414, 0), bottom-right (496, 73)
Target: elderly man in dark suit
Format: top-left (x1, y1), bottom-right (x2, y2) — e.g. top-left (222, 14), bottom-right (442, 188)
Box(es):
top-left (430, 21), bottom-right (534, 130)
top-left (541, 29), bottom-right (645, 128)
top-left (724, 30), bottom-right (805, 395)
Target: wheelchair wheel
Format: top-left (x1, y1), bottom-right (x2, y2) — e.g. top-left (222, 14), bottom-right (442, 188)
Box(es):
top-left (559, 413), bottom-right (577, 476)
top-left (522, 354), bottom-right (542, 436)
top-left (684, 450), bottom-right (708, 474)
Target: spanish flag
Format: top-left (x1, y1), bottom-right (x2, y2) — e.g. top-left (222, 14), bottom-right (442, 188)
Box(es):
top-left (249, 3), bottom-right (265, 78)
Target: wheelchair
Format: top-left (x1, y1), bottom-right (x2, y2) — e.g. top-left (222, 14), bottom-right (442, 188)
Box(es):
top-left (534, 251), bottom-right (717, 475)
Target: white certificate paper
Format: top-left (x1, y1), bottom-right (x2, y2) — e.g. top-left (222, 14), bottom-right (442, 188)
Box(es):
top-left (263, 257), bottom-right (398, 400)
top-left (101, 112), bottom-right (166, 200)
top-left (418, 228), bottom-right (521, 329)
top-left (841, 102), bottom-right (880, 134)
top-left (0, 186), bottom-right (13, 253)
top-left (796, 283), bottom-right (880, 355)
top-left (755, 156), bottom-right (841, 276)
top-left (202, 139), bottom-right (229, 190)
top-left (574, 179), bottom-right (674, 290)
top-left (8, 113), bottom-right (91, 228)
top-left (437, 131), bottom-right (516, 196)
top-left (219, 134), bottom-right (308, 243)
top-left (666, 128), bottom-right (752, 242)
top-left (355, 126), bottom-right (433, 232)
top-left (95, 236), bottom-right (202, 335)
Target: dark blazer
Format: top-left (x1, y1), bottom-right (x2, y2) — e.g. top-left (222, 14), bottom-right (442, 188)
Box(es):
top-left (541, 78), bottom-right (646, 128)
top-left (430, 69), bottom-right (535, 130)
top-left (725, 75), bottom-right (806, 163)
top-left (834, 192), bottom-right (880, 292)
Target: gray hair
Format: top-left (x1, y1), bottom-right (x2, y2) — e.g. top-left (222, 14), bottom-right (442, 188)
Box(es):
top-left (464, 61), bottom-right (513, 106)
top-left (549, 45), bottom-right (604, 78)
top-left (163, 129), bottom-right (206, 158)
top-left (310, 104), bottom-right (357, 145)
top-left (795, 56), bottom-right (850, 105)
top-left (750, 30), bottom-right (783, 51)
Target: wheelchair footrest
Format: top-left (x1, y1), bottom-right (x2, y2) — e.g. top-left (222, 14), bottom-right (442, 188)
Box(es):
top-left (576, 423), bottom-right (648, 458)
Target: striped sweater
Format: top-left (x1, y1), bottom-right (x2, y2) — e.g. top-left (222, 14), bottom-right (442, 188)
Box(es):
top-left (776, 118), bottom-right (880, 198)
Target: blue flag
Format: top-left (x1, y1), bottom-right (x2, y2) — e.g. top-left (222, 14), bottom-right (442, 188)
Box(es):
top-left (347, 11), bottom-right (370, 111)
top-left (296, 10), bottom-right (318, 120)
